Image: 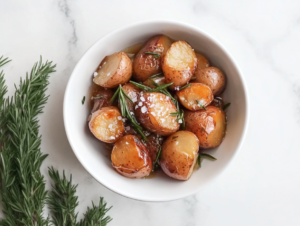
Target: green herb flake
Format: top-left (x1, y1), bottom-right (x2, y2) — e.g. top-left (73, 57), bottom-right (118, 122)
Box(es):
top-left (82, 96), bottom-right (86, 105)
top-left (144, 52), bottom-right (161, 58)
top-left (223, 102), bottom-right (231, 111)
top-left (196, 100), bottom-right (206, 110)
top-left (179, 83), bottom-right (191, 90)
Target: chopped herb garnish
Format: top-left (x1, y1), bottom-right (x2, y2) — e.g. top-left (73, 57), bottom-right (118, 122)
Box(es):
top-left (179, 83), bottom-right (191, 90)
top-left (223, 103), bottom-right (231, 110)
top-left (150, 72), bottom-right (164, 78)
top-left (91, 95), bottom-right (104, 100)
top-left (196, 100), bottom-right (207, 110)
top-left (82, 96), bottom-right (86, 105)
top-left (110, 85), bottom-right (147, 141)
top-left (144, 52), bottom-right (161, 58)
top-left (197, 153), bottom-right (217, 167)
top-left (169, 112), bottom-right (179, 116)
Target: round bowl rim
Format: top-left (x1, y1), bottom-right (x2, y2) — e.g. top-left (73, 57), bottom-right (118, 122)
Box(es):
top-left (63, 19), bottom-right (250, 202)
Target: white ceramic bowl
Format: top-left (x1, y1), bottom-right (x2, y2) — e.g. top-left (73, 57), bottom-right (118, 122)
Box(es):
top-left (64, 20), bottom-right (249, 202)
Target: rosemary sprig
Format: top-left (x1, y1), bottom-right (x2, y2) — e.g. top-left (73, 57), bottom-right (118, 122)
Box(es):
top-left (179, 83), bottom-right (191, 90)
top-left (223, 102), bottom-right (231, 110)
top-left (144, 52), bottom-right (161, 58)
top-left (197, 153), bottom-right (217, 167)
top-left (150, 72), bottom-right (164, 78)
top-left (0, 57), bottom-right (112, 226)
top-left (110, 85), bottom-right (147, 140)
top-left (153, 145), bottom-right (162, 170)
top-left (196, 100), bottom-right (207, 110)
top-left (169, 109), bottom-right (185, 129)
top-left (48, 168), bottom-right (112, 226)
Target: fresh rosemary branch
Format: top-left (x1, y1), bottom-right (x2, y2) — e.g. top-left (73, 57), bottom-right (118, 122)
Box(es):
top-left (144, 52), bottom-right (161, 58)
top-left (110, 85), bottom-right (147, 140)
top-left (48, 167), bottom-right (79, 226)
top-left (0, 56), bottom-right (113, 226)
top-left (0, 56), bottom-right (55, 226)
top-left (197, 153), bottom-right (217, 167)
top-left (48, 168), bottom-right (112, 226)
top-left (77, 198), bottom-right (112, 226)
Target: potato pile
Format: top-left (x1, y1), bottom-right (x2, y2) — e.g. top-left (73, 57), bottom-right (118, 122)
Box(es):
top-left (88, 35), bottom-right (228, 180)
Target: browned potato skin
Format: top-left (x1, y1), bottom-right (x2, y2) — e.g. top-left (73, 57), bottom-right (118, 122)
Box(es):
top-left (185, 106), bottom-right (226, 149)
top-left (177, 83), bottom-right (213, 111)
top-left (162, 41), bottom-right (198, 90)
top-left (160, 131), bottom-right (199, 181)
top-left (93, 52), bottom-right (132, 88)
top-left (111, 135), bottom-right (152, 178)
top-left (133, 35), bottom-right (172, 82)
top-left (195, 67), bottom-right (226, 96)
top-left (90, 88), bottom-right (113, 113)
top-left (89, 106), bottom-right (125, 143)
top-left (118, 83), bottom-right (141, 113)
top-left (142, 76), bottom-right (166, 88)
top-left (195, 53), bottom-right (209, 70)
top-left (134, 92), bottom-right (180, 136)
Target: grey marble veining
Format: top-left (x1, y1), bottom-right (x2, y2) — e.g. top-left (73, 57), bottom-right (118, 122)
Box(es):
top-left (1, 0), bottom-right (300, 225)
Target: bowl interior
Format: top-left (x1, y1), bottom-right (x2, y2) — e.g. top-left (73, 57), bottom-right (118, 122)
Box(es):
top-left (64, 21), bottom-right (248, 202)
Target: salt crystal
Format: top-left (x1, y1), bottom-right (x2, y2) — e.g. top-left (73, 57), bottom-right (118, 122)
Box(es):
top-left (161, 118), bottom-right (165, 123)
top-left (141, 106), bottom-right (147, 113)
top-left (93, 72), bottom-right (98, 77)
top-left (126, 142), bottom-right (129, 145)
top-left (122, 118), bottom-right (127, 122)
top-left (138, 102), bottom-right (143, 106)
top-left (109, 136), bottom-right (115, 139)
top-left (107, 72), bottom-right (110, 76)
top-left (140, 97), bottom-right (145, 102)
top-left (125, 126), bottom-right (130, 131)
top-left (130, 112), bottom-right (134, 115)
top-left (135, 105), bottom-right (138, 109)
top-left (103, 62), bottom-right (106, 65)
top-left (178, 119), bottom-right (183, 124)
top-left (132, 97), bottom-right (137, 103)
top-left (151, 112), bottom-right (156, 116)
top-left (117, 116), bottom-right (122, 120)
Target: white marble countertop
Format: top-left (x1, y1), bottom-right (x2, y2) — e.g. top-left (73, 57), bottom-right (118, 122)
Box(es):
top-left (1, 0), bottom-right (300, 225)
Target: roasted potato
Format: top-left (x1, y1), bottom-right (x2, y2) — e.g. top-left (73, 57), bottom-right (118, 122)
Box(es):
top-left (177, 83), bottom-right (213, 111)
top-left (89, 106), bottom-right (125, 143)
top-left (118, 83), bottom-right (141, 113)
top-left (111, 135), bottom-right (152, 178)
top-left (185, 106), bottom-right (226, 149)
top-left (93, 52), bottom-right (132, 88)
top-left (133, 35), bottom-right (172, 82)
top-left (134, 92), bottom-right (180, 135)
top-left (90, 87), bottom-right (113, 113)
top-left (162, 41), bottom-right (197, 90)
top-left (160, 131), bottom-right (199, 180)
top-left (142, 76), bottom-right (166, 88)
top-left (195, 53), bottom-right (209, 70)
top-left (194, 67), bottom-right (226, 95)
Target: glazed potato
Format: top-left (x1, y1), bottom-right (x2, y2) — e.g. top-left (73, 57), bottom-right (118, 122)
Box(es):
top-left (162, 41), bottom-right (197, 90)
top-left (177, 83), bottom-right (213, 111)
top-left (93, 52), bottom-right (132, 88)
top-left (185, 106), bottom-right (226, 149)
top-left (195, 67), bottom-right (226, 95)
top-left (118, 83), bottom-right (141, 113)
top-left (195, 53), bottom-right (210, 70)
top-left (111, 135), bottom-right (152, 178)
top-left (89, 106), bottom-right (125, 143)
top-left (133, 35), bottom-right (172, 82)
top-left (160, 131), bottom-right (199, 181)
top-left (143, 76), bottom-right (166, 88)
top-left (134, 92), bottom-right (180, 135)
top-left (90, 87), bottom-right (113, 113)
